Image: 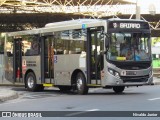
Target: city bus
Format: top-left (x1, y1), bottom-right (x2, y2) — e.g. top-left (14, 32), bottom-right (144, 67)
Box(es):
top-left (4, 18), bottom-right (153, 94)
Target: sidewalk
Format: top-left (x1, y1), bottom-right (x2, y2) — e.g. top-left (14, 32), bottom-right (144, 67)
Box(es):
top-left (0, 88), bottom-right (18, 102)
top-left (153, 77), bottom-right (160, 85)
top-left (0, 77), bottom-right (159, 102)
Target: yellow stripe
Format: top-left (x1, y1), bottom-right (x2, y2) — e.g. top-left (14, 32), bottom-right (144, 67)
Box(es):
top-left (43, 84), bottom-right (54, 87)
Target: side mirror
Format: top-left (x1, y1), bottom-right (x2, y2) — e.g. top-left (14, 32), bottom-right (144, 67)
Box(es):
top-left (105, 35), bottom-right (110, 49)
top-left (105, 39), bottom-right (109, 48)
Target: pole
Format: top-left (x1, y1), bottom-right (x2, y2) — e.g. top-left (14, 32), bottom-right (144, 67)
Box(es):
top-left (136, 0), bottom-right (140, 19)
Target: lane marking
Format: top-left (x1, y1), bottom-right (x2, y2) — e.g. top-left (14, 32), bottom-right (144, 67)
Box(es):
top-left (65, 109), bottom-right (99, 117)
top-left (86, 109), bottom-right (99, 111)
top-left (148, 97), bottom-right (160, 101)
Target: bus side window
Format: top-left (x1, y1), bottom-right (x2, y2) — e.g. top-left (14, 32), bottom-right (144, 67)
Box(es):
top-left (6, 41), bottom-right (13, 57)
top-left (22, 35), bottom-right (40, 56)
top-left (54, 30), bottom-right (86, 55)
top-left (31, 41), bottom-right (39, 55)
top-left (55, 37), bottom-right (64, 55)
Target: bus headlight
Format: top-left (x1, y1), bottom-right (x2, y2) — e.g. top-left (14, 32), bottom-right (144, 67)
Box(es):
top-left (115, 72), bottom-right (120, 79)
top-left (108, 68), bottom-right (120, 79)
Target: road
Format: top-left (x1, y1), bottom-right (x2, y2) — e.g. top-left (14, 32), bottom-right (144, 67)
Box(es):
top-left (0, 85), bottom-right (160, 120)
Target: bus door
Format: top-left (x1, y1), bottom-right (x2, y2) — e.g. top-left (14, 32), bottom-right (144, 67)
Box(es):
top-left (87, 28), bottom-right (104, 85)
top-left (13, 38), bottom-right (23, 82)
top-left (41, 36), bottom-right (54, 84)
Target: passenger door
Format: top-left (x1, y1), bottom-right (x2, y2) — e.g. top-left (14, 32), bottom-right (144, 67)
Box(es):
top-left (86, 28), bottom-right (104, 85)
top-left (41, 35), bottom-right (54, 84)
top-left (13, 38), bottom-right (23, 82)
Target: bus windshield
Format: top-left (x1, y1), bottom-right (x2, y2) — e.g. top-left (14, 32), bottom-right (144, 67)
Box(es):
top-left (107, 32), bottom-right (151, 62)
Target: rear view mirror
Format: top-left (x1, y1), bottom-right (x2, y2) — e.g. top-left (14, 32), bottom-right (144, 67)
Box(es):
top-left (105, 38), bottom-right (109, 48)
top-left (105, 34), bottom-right (110, 49)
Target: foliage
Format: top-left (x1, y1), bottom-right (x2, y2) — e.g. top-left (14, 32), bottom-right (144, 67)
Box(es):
top-left (152, 37), bottom-right (160, 46)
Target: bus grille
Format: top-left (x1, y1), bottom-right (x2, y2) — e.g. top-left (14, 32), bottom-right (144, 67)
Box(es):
top-left (121, 75), bottom-right (149, 83)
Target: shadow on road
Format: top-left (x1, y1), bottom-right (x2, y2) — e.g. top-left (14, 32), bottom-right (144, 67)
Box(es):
top-left (10, 87), bottom-right (147, 96)
top-left (87, 92), bottom-right (146, 96)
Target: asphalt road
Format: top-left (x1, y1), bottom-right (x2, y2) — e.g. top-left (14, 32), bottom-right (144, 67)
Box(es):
top-left (0, 85), bottom-right (160, 120)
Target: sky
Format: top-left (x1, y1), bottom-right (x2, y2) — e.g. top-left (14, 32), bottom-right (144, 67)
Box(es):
top-left (125, 0), bottom-right (159, 14)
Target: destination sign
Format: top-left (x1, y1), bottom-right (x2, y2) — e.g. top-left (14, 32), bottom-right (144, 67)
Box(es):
top-left (108, 21), bottom-right (149, 30)
top-left (113, 23), bottom-right (141, 29)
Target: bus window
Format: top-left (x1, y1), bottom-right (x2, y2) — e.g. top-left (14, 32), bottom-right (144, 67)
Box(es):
top-left (22, 35), bottom-right (40, 56)
top-left (5, 36), bottom-right (13, 57)
top-left (55, 38), bottom-right (64, 55)
top-left (55, 30), bottom-right (86, 55)
top-left (69, 40), bottom-right (85, 54)
top-left (108, 33), bottom-right (150, 61)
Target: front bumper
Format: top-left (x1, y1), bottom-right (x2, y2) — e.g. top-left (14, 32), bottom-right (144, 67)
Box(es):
top-left (102, 72), bottom-right (153, 87)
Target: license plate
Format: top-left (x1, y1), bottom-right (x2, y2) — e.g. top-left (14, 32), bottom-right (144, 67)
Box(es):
top-left (126, 71), bottom-right (137, 75)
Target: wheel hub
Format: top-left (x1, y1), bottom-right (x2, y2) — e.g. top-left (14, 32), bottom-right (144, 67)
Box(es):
top-left (27, 76), bottom-right (34, 88)
top-left (77, 78), bottom-right (83, 90)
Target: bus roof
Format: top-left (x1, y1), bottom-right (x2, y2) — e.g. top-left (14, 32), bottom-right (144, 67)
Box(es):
top-left (107, 18), bottom-right (146, 22)
top-left (7, 18), bottom-right (148, 37)
top-left (45, 19), bottom-right (103, 27)
top-left (7, 19), bottom-right (105, 36)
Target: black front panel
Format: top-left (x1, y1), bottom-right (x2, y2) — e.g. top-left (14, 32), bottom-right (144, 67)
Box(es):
top-left (121, 75), bottom-right (149, 83)
top-left (107, 20), bottom-right (150, 33)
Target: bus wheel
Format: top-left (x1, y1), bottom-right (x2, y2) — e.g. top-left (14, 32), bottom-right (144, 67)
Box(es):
top-left (26, 72), bottom-right (38, 92)
top-left (76, 72), bottom-right (88, 95)
top-left (113, 86), bottom-right (125, 93)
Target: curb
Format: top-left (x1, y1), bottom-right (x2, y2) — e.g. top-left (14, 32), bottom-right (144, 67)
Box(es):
top-left (153, 81), bottom-right (160, 85)
top-left (153, 77), bottom-right (160, 85)
top-left (0, 90), bottom-right (19, 102)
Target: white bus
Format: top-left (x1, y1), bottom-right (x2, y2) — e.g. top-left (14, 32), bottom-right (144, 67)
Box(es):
top-left (4, 18), bottom-right (153, 94)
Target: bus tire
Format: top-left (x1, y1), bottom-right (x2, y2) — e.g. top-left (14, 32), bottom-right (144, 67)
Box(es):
top-left (76, 72), bottom-right (88, 95)
top-left (25, 72), bottom-right (39, 92)
top-left (113, 86), bottom-right (125, 93)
